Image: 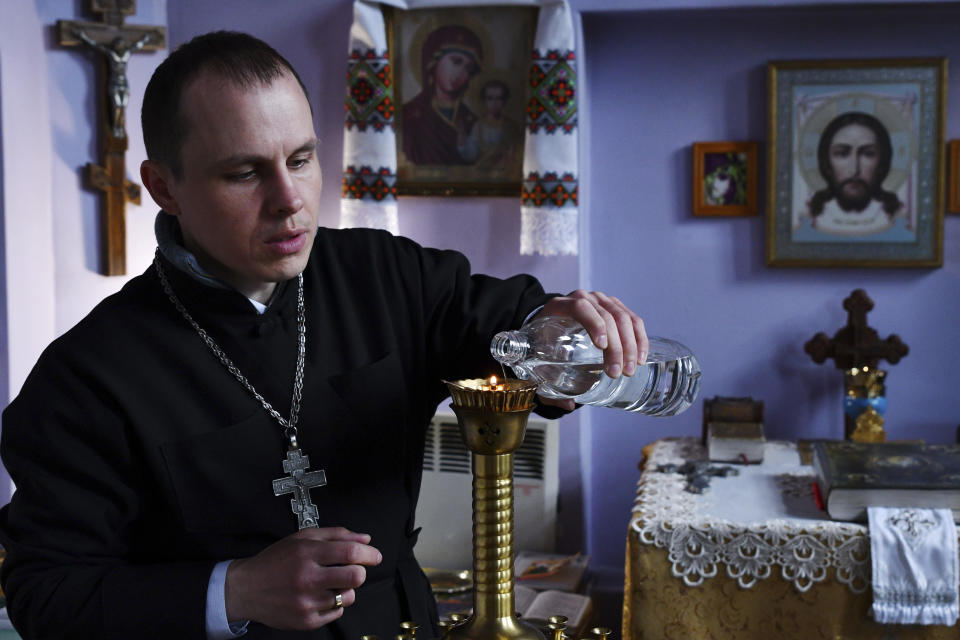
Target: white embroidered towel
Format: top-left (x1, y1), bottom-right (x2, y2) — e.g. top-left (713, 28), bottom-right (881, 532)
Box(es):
top-left (868, 506), bottom-right (959, 625)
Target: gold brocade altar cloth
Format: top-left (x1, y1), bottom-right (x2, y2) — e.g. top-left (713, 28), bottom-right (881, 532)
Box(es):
top-left (623, 437), bottom-right (960, 640)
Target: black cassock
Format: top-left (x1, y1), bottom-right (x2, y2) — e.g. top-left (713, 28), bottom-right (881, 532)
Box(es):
top-left (0, 227), bottom-right (553, 640)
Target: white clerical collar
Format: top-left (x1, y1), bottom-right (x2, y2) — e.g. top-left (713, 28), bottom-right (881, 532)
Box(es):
top-left (248, 297), bottom-right (268, 314)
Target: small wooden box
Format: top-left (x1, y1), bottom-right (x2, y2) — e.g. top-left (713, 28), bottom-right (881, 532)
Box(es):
top-left (707, 422), bottom-right (765, 463)
top-left (702, 396), bottom-right (764, 444)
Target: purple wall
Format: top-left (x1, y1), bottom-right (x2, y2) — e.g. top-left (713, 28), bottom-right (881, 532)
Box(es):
top-left (583, 4), bottom-right (960, 570)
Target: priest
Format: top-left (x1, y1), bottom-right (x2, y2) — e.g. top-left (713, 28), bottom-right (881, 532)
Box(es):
top-left (0, 31), bottom-right (647, 640)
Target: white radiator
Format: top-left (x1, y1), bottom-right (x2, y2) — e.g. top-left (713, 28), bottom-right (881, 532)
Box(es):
top-left (413, 410), bottom-right (559, 570)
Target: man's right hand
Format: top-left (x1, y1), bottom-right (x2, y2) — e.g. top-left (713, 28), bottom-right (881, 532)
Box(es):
top-left (224, 527), bottom-right (382, 630)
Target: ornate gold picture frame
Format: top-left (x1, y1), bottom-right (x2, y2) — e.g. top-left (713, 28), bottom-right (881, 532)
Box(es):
top-left (386, 5), bottom-right (537, 196)
top-left (766, 58), bottom-right (947, 268)
top-left (949, 140), bottom-right (960, 214)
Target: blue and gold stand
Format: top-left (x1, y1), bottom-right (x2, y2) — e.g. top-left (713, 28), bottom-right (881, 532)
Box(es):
top-left (843, 366), bottom-right (887, 442)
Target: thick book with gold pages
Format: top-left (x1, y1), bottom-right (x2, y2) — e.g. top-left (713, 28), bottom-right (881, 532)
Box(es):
top-left (813, 441), bottom-right (960, 522)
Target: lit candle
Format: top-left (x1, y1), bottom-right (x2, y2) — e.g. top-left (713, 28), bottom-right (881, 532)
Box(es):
top-left (483, 375), bottom-right (505, 391)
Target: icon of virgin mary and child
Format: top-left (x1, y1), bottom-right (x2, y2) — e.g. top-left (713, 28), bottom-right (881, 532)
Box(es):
top-left (401, 24), bottom-right (522, 170)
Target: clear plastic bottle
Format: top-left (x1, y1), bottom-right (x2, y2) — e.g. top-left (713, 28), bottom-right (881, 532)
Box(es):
top-left (490, 316), bottom-right (701, 416)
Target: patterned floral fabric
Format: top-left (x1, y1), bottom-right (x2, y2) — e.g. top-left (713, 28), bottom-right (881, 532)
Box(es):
top-left (624, 438), bottom-right (960, 639)
top-left (527, 50), bottom-right (577, 134)
top-left (625, 543), bottom-right (960, 640)
top-left (632, 438), bottom-right (871, 594)
top-left (339, 1), bottom-right (580, 256)
top-left (345, 49), bottom-right (393, 132)
top-left (522, 172), bottom-right (578, 208)
top-left (521, 3), bottom-right (579, 255)
top-left (340, 1), bottom-right (399, 233)
top-left (341, 165), bottom-right (397, 202)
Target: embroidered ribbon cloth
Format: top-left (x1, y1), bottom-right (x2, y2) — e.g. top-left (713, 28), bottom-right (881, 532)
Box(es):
top-left (868, 506), bottom-right (959, 625)
top-left (340, 0), bottom-right (579, 255)
top-left (341, 0), bottom-right (399, 234)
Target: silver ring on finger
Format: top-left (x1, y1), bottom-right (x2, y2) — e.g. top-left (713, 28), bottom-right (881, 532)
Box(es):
top-left (333, 591), bottom-right (344, 609)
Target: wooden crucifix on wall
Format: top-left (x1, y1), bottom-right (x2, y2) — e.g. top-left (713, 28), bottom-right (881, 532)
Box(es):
top-left (57, 0), bottom-right (166, 276)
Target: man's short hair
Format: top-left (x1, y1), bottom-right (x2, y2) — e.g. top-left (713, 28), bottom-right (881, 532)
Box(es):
top-left (142, 31), bottom-right (309, 178)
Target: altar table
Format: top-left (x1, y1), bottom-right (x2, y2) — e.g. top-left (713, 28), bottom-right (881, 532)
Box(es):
top-left (624, 437), bottom-right (960, 640)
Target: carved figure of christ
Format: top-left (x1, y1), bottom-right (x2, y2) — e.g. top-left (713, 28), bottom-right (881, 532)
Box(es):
top-left (56, 0), bottom-right (166, 275)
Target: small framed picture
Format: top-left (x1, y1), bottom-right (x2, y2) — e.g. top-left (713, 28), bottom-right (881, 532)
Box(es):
top-left (767, 58), bottom-right (947, 267)
top-left (386, 5), bottom-right (537, 196)
top-left (949, 140), bottom-right (960, 214)
top-left (692, 142), bottom-right (759, 216)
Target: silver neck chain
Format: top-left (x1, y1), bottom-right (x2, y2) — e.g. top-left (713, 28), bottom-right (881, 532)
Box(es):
top-left (153, 253), bottom-right (307, 448)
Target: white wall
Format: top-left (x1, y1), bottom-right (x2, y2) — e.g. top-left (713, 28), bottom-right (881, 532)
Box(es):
top-left (0, 5), bottom-right (57, 408)
top-left (0, 1), bottom-right (167, 503)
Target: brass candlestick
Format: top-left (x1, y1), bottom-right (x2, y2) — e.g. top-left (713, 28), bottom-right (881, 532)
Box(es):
top-left (443, 378), bottom-right (544, 640)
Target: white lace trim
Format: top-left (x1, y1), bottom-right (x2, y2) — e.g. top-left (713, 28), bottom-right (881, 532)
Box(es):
top-left (338, 199), bottom-right (398, 235)
top-left (520, 206), bottom-right (578, 256)
top-left (631, 438), bottom-right (872, 593)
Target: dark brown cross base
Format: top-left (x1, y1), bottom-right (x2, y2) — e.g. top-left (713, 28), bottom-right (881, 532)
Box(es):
top-left (804, 289), bottom-right (909, 371)
top-left (57, 0), bottom-right (166, 276)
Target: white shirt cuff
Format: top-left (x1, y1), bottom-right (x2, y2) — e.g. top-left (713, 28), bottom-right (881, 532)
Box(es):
top-left (206, 560), bottom-right (249, 639)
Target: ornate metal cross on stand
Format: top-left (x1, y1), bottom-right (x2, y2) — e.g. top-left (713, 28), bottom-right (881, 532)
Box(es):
top-left (805, 289), bottom-right (909, 440)
top-left (272, 448), bottom-right (327, 530)
top-left (56, 0), bottom-right (166, 276)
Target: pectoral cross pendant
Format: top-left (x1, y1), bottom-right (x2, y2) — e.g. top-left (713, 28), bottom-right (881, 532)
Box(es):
top-left (272, 448), bottom-right (327, 530)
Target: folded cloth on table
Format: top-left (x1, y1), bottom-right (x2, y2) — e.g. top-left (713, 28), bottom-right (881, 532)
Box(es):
top-left (868, 506), bottom-right (959, 625)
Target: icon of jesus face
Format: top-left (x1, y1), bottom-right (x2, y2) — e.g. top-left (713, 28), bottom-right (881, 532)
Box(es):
top-left (827, 123), bottom-right (881, 212)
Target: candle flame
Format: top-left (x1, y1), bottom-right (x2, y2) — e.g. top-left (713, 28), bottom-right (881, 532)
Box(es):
top-left (489, 375), bottom-right (498, 385)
